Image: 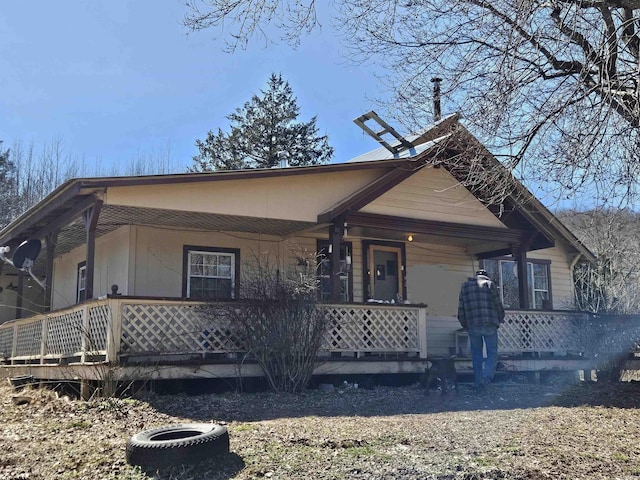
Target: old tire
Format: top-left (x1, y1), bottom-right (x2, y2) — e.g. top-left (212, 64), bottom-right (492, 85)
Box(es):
top-left (126, 423), bottom-right (229, 468)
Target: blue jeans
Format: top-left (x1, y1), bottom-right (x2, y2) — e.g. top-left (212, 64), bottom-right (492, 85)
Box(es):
top-left (468, 327), bottom-right (499, 385)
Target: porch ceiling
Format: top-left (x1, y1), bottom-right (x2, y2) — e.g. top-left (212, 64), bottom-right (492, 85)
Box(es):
top-left (55, 204), bottom-right (318, 255)
top-left (26, 204), bottom-right (530, 273)
top-left (18, 205), bottom-right (317, 275)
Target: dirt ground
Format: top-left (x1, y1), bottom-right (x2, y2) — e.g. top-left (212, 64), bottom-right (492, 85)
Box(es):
top-left (1, 377), bottom-right (640, 480)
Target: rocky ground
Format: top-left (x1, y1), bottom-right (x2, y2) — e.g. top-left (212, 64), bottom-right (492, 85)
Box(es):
top-left (1, 377), bottom-right (640, 479)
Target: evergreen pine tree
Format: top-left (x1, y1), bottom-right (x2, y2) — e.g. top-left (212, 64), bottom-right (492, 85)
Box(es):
top-left (192, 73), bottom-right (333, 171)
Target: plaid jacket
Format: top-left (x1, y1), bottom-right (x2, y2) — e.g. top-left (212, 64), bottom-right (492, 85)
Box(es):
top-left (457, 274), bottom-right (505, 329)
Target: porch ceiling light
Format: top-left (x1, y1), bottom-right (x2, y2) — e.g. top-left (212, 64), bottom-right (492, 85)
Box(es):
top-left (407, 234), bottom-right (414, 242)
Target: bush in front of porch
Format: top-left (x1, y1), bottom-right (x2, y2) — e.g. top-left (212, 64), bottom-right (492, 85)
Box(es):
top-left (206, 252), bottom-right (329, 393)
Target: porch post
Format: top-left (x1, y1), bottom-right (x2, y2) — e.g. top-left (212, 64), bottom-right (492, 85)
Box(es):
top-left (514, 245), bottom-right (530, 310)
top-left (45, 231), bottom-right (57, 311)
top-left (83, 199), bottom-right (103, 301)
top-left (515, 234), bottom-right (538, 310)
top-left (329, 216), bottom-right (344, 302)
top-left (418, 307), bottom-right (428, 359)
top-left (106, 297), bottom-right (122, 365)
top-left (15, 270), bottom-right (24, 319)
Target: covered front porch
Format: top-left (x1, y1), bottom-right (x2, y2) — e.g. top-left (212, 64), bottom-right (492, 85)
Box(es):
top-left (0, 297), bottom-right (606, 385)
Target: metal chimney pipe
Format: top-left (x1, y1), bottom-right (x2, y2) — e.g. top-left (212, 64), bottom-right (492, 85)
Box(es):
top-left (431, 77), bottom-right (442, 122)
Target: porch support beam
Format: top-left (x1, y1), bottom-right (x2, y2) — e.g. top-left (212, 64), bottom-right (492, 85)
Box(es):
top-left (83, 199), bottom-right (103, 301)
top-left (515, 247), bottom-right (530, 309)
top-left (44, 231), bottom-right (57, 311)
top-left (347, 212), bottom-right (525, 243)
top-left (31, 194), bottom-right (101, 240)
top-left (15, 271), bottom-right (24, 319)
top-left (476, 248), bottom-right (514, 259)
top-left (513, 235), bottom-right (536, 310)
top-left (329, 216), bottom-right (345, 302)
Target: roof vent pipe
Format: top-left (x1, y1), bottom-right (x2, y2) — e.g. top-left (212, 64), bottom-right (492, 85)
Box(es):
top-left (277, 151), bottom-right (290, 168)
top-left (431, 77), bottom-right (442, 122)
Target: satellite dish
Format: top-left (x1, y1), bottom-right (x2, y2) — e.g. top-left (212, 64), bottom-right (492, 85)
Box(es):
top-left (0, 239), bottom-right (47, 290)
top-left (12, 239), bottom-right (42, 270)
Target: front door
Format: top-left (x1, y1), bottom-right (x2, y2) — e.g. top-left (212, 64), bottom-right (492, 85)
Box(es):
top-left (367, 244), bottom-right (404, 301)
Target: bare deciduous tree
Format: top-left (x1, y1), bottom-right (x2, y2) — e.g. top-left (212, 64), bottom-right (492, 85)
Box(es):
top-left (558, 208), bottom-right (640, 314)
top-left (0, 138), bottom-right (182, 225)
top-left (0, 141), bottom-right (20, 229)
top-left (184, 1), bottom-right (640, 207)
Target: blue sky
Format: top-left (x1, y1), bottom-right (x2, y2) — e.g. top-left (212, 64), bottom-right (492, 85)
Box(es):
top-left (1, 2), bottom-right (386, 173)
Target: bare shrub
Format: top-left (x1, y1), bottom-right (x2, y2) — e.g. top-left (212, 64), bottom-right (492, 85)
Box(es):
top-left (215, 252), bottom-right (329, 393)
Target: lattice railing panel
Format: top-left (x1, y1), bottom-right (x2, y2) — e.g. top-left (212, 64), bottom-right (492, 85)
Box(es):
top-left (87, 304), bottom-right (110, 352)
top-left (321, 305), bottom-right (419, 352)
top-left (120, 303), bottom-right (244, 354)
top-left (9, 299), bottom-right (639, 364)
top-left (15, 320), bottom-right (43, 357)
top-left (46, 310), bottom-right (84, 356)
top-left (500, 311), bottom-right (590, 353)
top-left (0, 327), bottom-right (14, 358)
top-left (198, 322), bottom-right (246, 352)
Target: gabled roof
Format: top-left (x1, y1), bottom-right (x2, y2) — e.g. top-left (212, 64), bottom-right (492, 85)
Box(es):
top-left (0, 112), bottom-right (595, 266)
top-left (340, 112), bottom-right (595, 263)
top-left (0, 160), bottom-right (400, 250)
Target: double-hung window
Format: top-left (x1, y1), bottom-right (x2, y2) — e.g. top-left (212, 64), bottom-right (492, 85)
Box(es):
top-left (184, 247), bottom-right (239, 301)
top-left (483, 258), bottom-right (552, 310)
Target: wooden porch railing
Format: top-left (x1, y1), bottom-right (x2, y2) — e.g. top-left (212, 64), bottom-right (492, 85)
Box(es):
top-left (1, 298), bottom-right (637, 366)
top-left (118, 301), bottom-right (429, 358)
top-left (321, 304), bottom-right (427, 357)
top-left (0, 302), bottom-right (111, 364)
top-left (501, 311), bottom-right (640, 356)
top-left (500, 310), bottom-right (592, 354)
top-left (0, 299), bottom-right (429, 364)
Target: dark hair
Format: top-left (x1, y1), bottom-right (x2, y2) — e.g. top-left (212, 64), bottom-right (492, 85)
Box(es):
top-left (475, 269), bottom-right (488, 276)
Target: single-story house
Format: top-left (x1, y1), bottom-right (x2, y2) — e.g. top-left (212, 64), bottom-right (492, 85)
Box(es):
top-left (0, 112), bottom-right (599, 388)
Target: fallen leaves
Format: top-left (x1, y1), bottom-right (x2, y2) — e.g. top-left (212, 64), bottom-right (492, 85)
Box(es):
top-left (1, 380), bottom-right (640, 479)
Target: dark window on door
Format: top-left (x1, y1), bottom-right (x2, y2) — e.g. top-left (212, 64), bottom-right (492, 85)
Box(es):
top-left (363, 241), bottom-right (406, 302)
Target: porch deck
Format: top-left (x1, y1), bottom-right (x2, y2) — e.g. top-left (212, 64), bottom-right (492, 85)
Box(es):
top-left (0, 298), bottom-right (624, 383)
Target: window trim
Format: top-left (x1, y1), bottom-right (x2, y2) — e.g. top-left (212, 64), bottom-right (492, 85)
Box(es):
top-left (182, 246), bottom-right (240, 300)
top-left (529, 260), bottom-right (553, 310)
top-left (481, 257), bottom-right (553, 310)
top-left (76, 261), bottom-right (87, 303)
top-left (362, 240), bottom-right (407, 302)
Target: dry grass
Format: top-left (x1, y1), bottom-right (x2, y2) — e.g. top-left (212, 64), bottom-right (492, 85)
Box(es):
top-left (1, 378), bottom-right (640, 479)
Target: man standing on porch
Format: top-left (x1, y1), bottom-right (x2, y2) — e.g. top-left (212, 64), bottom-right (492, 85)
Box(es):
top-left (457, 269), bottom-right (505, 391)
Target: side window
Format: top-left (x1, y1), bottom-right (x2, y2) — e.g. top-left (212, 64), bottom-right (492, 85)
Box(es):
top-left (77, 262), bottom-right (86, 303)
top-left (183, 247), bottom-right (239, 301)
top-left (483, 258), bottom-right (552, 310)
top-left (530, 262), bottom-right (551, 309)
